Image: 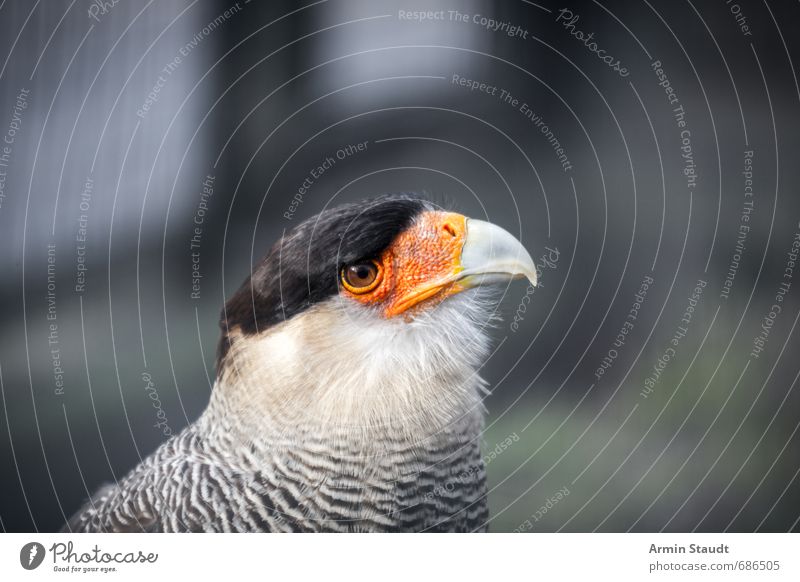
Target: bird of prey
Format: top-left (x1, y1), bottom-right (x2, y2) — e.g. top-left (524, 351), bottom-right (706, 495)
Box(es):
top-left (65, 194), bottom-right (537, 532)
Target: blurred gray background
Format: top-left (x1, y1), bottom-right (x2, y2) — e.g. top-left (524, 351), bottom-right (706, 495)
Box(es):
top-left (1, 0), bottom-right (799, 532)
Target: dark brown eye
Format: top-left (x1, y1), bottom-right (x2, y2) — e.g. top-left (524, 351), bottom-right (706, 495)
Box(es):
top-left (341, 260), bottom-right (382, 293)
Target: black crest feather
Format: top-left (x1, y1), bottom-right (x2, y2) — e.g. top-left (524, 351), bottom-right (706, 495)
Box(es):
top-left (217, 194), bottom-right (432, 362)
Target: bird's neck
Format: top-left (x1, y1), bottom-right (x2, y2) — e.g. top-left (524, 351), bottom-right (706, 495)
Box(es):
top-left (199, 299), bottom-right (492, 457)
top-left (198, 364), bottom-right (486, 460)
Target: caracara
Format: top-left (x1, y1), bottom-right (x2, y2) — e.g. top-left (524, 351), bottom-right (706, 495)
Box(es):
top-left (65, 194), bottom-right (537, 532)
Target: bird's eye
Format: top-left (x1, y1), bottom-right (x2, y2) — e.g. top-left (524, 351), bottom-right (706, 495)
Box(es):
top-left (341, 260), bottom-right (382, 293)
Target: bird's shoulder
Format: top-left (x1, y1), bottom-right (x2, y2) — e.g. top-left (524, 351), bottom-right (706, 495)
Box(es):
top-left (64, 427), bottom-right (225, 532)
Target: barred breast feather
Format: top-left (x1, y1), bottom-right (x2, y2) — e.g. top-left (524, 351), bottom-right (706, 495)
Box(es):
top-left (65, 411), bottom-right (488, 533)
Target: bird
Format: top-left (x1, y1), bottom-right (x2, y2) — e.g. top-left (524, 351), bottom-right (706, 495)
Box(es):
top-left (65, 194), bottom-right (537, 532)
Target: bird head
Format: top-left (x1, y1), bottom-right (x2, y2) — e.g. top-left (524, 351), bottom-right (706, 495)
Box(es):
top-left (212, 195), bottom-right (537, 441)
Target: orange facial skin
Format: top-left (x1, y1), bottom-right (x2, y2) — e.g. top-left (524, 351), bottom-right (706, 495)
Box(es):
top-left (341, 211), bottom-right (468, 318)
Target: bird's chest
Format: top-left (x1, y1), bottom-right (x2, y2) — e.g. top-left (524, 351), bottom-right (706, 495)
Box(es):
top-left (248, 436), bottom-right (489, 532)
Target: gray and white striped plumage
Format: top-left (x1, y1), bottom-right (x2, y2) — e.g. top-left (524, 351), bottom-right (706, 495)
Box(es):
top-left (67, 296), bottom-right (490, 532)
top-left (66, 415), bottom-right (488, 532)
top-left (65, 196), bottom-right (536, 533)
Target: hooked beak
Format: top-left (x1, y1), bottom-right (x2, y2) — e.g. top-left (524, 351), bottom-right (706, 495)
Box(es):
top-left (458, 218), bottom-right (538, 289)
